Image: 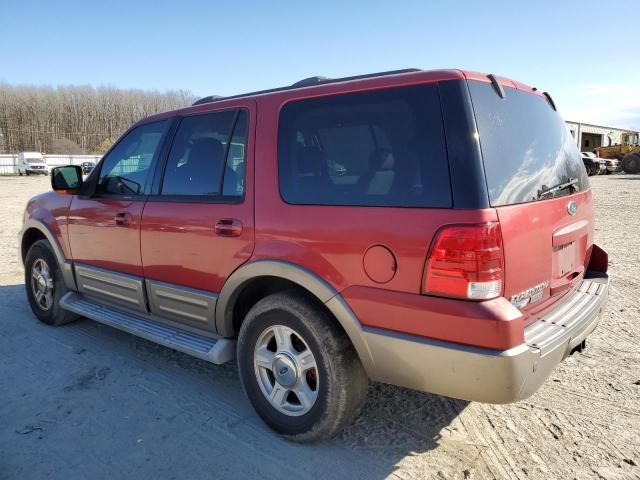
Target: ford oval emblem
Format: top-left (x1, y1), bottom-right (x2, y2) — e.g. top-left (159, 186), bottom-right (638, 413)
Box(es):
top-left (567, 201), bottom-right (578, 216)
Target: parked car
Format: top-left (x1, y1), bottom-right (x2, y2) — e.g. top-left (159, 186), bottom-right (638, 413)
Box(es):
top-left (81, 161), bottom-right (96, 175)
top-left (17, 152), bottom-right (49, 176)
top-left (581, 152), bottom-right (605, 176)
top-left (603, 158), bottom-right (622, 174)
top-left (20, 69), bottom-right (609, 442)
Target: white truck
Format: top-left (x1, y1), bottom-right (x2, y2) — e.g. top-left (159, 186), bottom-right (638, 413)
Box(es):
top-left (18, 152), bottom-right (49, 176)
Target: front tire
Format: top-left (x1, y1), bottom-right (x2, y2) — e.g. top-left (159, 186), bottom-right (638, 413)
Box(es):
top-left (237, 292), bottom-right (368, 442)
top-left (24, 239), bottom-right (79, 326)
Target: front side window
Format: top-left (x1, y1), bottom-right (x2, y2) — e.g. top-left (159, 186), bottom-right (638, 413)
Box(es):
top-left (161, 110), bottom-right (247, 198)
top-left (98, 121), bottom-right (167, 195)
top-left (278, 84), bottom-right (452, 208)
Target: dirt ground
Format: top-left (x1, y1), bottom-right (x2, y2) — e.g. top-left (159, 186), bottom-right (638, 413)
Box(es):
top-left (0, 174), bottom-right (638, 480)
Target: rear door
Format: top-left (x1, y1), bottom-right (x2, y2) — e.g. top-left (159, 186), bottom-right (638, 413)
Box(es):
top-left (468, 81), bottom-right (593, 321)
top-left (140, 103), bottom-right (255, 331)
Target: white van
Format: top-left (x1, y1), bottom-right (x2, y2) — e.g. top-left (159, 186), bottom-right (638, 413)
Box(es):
top-left (18, 152), bottom-right (49, 176)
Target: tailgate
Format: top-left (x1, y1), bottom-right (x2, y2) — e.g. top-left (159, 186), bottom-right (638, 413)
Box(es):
top-left (496, 189), bottom-right (594, 316)
top-left (467, 78), bottom-right (593, 320)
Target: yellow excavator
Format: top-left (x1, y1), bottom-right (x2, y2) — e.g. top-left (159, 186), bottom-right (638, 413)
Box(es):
top-left (595, 132), bottom-right (640, 174)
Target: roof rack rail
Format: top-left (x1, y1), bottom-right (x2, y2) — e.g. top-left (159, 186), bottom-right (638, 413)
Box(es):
top-left (191, 68), bottom-right (422, 106)
top-left (192, 95), bottom-right (225, 106)
top-left (291, 76), bottom-right (331, 88)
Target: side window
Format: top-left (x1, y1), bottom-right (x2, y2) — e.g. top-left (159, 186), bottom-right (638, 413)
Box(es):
top-left (224, 110), bottom-right (248, 196)
top-left (161, 110), bottom-right (248, 198)
top-left (278, 85), bottom-right (452, 208)
top-left (98, 121), bottom-right (167, 195)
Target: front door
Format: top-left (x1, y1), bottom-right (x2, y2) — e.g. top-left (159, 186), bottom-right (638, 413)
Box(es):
top-left (140, 104), bottom-right (255, 330)
top-left (67, 120), bottom-right (170, 310)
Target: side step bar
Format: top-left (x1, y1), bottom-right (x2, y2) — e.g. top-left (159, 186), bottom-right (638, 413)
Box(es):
top-left (60, 292), bottom-right (235, 364)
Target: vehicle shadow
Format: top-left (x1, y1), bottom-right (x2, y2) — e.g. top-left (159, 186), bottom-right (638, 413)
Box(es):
top-left (1, 282), bottom-right (469, 480)
top-left (607, 176), bottom-right (640, 180)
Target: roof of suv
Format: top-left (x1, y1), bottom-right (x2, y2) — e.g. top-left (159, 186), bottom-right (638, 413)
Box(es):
top-left (191, 68), bottom-right (542, 106)
top-left (138, 68), bottom-right (544, 126)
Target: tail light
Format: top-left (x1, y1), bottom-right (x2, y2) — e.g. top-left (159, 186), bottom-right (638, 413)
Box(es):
top-left (423, 223), bottom-right (504, 300)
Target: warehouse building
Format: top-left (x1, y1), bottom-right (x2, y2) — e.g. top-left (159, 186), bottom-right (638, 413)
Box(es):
top-left (566, 121), bottom-right (639, 152)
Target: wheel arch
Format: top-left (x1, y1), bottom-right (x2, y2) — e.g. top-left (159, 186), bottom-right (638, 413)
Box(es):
top-left (20, 219), bottom-right (77, 290)
top-left (215, 260), bottom-right (375, 373)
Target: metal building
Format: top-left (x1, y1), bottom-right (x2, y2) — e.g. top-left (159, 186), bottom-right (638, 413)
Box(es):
top-left (565, 121), bottom-right (639, 153)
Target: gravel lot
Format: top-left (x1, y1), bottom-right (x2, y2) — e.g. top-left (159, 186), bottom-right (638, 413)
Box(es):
top-left (0, 174), bottom-right (639, 480)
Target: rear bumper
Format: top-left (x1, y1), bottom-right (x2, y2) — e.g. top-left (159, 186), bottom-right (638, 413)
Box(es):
top-left (362, 273), bottom-right (609, 403)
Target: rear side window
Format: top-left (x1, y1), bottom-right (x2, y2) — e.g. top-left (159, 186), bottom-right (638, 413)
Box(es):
top-left (162, 110), bottom-right (247, 198)
top-left (278, 85), bottom-right (452, 208)
top-left (469, 82), bottom-right (589, 206)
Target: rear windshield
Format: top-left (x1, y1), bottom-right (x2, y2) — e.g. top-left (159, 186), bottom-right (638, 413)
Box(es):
top-left (278, 84), bottom-right (452, 208)
top-left (469, 81), bottom-right (588, 206)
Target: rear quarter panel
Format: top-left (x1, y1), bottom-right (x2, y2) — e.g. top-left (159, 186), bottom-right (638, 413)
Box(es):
top-left (252, 81), bottom-right (498, 295)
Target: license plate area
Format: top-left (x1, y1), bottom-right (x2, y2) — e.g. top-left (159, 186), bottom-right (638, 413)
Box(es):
top-left (553, 241), bottom-right (577, 278)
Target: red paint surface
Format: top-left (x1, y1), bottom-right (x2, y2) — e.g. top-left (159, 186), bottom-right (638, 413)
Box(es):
top-left (24, 191), bottom-right (74, 258)
top-left (67, 198), bottom-right (146, 276)
top-left (342, 285), bottom-right (523, 350)
top-left (140, 201), bottom-right (254, 292)
top-left (495, 189), bottom-right (594, 327)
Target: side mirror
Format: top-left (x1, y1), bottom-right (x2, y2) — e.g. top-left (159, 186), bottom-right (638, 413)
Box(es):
top-left (51, 165), bottom-right (83, 193)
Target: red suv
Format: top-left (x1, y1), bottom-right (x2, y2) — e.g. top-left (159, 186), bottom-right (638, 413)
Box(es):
top-left (20, 69), bottom-right (609, 441)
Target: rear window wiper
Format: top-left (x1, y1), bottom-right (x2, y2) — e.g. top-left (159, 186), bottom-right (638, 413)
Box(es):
top-left (536, 177), bottom-right (579, 199)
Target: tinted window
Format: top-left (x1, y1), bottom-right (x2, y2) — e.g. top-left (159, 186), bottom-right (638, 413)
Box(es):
top-left (98, 121), bottom-right (166, 195)
top-left (469, 82), bottom-right (589, 206)
top-left (278, 85), bottom-right (451, 207)
top-left (224, 110), bottom-right (248, 196)
top-left (162, 110), bottom-right (247, 197)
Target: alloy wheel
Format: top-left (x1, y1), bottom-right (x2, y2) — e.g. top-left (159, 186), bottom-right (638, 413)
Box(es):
top-left (253, 325), bottom-right (319, 416)
top-left (31, 258), bottom-right (54, 311)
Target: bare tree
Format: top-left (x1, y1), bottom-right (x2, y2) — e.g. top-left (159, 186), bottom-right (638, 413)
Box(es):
top-left (0, 83), bottom-right (195, 154)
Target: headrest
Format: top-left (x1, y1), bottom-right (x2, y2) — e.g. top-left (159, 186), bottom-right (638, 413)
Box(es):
top-left (189, 137), bottom-right (224, 163)
top-left (369, 149), bottom-right (394, 170)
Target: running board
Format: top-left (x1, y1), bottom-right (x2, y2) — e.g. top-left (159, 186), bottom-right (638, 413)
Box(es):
top-left (60, 292), bottom-right (235, 364)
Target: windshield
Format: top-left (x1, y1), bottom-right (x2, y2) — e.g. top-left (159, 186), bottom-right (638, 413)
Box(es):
top-left (27, 158), bottom-right (45, 164)
top-left (468, 81), bottom-right (589, 206)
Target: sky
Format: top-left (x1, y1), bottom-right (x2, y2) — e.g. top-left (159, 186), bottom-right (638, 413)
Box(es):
top-left (2, 0), bottom-right (639, 130)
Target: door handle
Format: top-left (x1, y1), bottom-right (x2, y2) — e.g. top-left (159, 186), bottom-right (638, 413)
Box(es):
top-left (215, 218), bottom-right (243, 237)
top-left (115, 211), bottom-right (132, 227)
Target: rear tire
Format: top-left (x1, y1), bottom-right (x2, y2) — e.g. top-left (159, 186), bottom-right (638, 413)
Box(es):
top-left (622, 153), bottom-right (640, 174)
top-left (237, 292), bottom-right (368, 442)
top-left (24, 239), bottom-right (79, 326)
